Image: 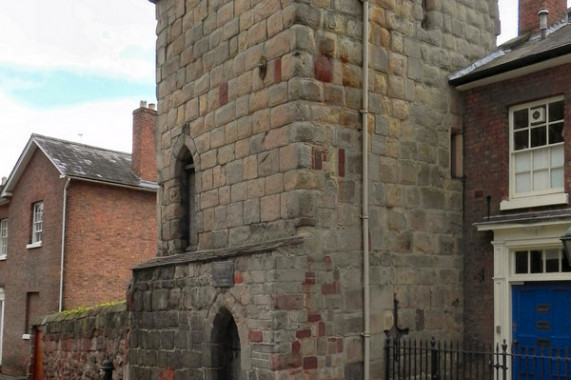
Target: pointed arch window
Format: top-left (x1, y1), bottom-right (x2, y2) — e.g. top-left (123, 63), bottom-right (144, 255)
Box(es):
top-left (179, 149), bottom-right (197, 251)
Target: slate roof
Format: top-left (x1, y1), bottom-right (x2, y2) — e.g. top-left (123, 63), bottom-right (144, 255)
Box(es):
top-left (0, 134), bottom-right (156, 199)
top-left (449, 19), bottom-right (571, 88)
top-left (33, 134), bottom-right (141, 186)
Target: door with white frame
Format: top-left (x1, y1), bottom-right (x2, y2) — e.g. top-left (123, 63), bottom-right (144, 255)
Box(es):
top-left (479, 222), bottom-right (571, 350)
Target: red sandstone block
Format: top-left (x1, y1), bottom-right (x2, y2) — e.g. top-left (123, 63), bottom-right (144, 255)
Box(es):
top-left (274, 294), bottom-right (303, 310)
top-left (274, 58), bottom-right (282, 83)
top-left (338, 148), bottom-right (345, 177)
top-left (308, 312), bottom-right (321, 322)
top-left (321, 281), bottom-right (339, 295)
top-left (303, 356), bottom-right (318, 370)
top-left (296, 329), bottom-right (311, 339)
top-left (318, 322), bottom-right (326, 337)
top-left (219, 83), bottom-right (228, 106)
top-left (292, 340), bottom-right (301, 353)
top-left (249, 330), bottom-right (263, 342)
top-left (160, 368), bottom-right (174, 380)
top-left (314, 55), bottom-right (333, 83)
top-left (304, 272), bottom-right (316, 285)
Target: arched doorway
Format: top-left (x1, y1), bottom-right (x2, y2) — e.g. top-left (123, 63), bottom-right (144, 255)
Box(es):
top-left (212, 308), bottom-right (241, 379)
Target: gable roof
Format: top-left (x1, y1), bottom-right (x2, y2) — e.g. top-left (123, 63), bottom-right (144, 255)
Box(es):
top-left (0, 134), bottom-right (157, 199)
top-left (449, 19), bottom-right (571, 90)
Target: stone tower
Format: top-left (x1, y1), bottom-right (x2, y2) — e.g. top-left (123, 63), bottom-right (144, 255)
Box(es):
top-left (127, 0), bottom-right (499, 378)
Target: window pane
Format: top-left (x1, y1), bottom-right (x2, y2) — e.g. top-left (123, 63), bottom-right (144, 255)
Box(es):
top-left (551, 145), bottom-right (564, 167)
top-left (530, 106), bottom-right (546, 125)
top-left (514, 130), bottom-right (528, 150)
top-left (545, 250), bottom-right (560, 272)
top-left (548, 101), bottom-right (564, 122)
top-left (549, 122), bottom-right (564, 144)
top-left (0, 219), bottom-right (6, 256)
top-left (533, 169), bottom-right (548, 191)
top-left (514, 109), bottom-right (529, 130)
top-left (530, 250), bottom-right (543, 273)
top-left (515, 152), bottom-right (531, 172)
top-left (32, 202), bottom-right (43, 244)
top-left (551, 168), bottom-right (563, 188)
top-left (515, 251), bottom-right (528, 273)
top-left (530, 126), bottom-right (547, 147)
top-left (516, 173), bottom-right (531, 193)
top-left (533, 150), bottom-right (548, 169)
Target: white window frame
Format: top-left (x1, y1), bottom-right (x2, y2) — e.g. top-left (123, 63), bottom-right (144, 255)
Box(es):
top-left (501, 96), bottom-right (567, 210)
top-left (27, 202), bottom-right (43, 249)
top-left (0, 219), bottom-right (6, 259)
top-left (477, 221), bottom-right (571, 355)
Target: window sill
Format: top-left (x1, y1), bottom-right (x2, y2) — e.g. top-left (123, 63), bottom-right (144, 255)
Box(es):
top-left (0, 255), bottom-right (6, 261)
top-left (26, 242), bottom-right (42, 250)
top-left (22, 334), bottom-right (31, 340)
top-left (500, 192), bottom-right (568, 211)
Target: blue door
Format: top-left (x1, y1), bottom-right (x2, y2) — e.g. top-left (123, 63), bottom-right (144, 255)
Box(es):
top-left (512, 282), bottom-right (571, 379)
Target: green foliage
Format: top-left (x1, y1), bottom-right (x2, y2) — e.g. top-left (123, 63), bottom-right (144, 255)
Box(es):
top-left (58, 300), bottom-right (126, 317)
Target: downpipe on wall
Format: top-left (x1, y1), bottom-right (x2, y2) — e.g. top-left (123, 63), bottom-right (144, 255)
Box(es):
top-left (361, 0), bottom-right (370, 379)
top-left (59, 176), bottom-right (70, 312)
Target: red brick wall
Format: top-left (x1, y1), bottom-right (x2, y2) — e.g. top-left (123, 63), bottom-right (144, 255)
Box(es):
top-left (0, 150), bottom-right (65, 376)
top-left (462, 63), bottom-right (571, 345)
top-left (519, 0), bottom-right (567, 35)
top-left (34, 303), bottom-right (128, 380)
top-left (63, 180), bottom-right (157, 309)
top-left (131, 105), bottom-right (157, 183)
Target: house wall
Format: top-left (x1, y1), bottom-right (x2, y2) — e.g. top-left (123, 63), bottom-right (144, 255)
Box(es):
top-left (0, 150), bottom-right (65, 376)
top-left (462, 62), bottom-right (571, 345)
top-left (64, 181), bottom-right (157, 309)
top-left (130, 0), bottom-right (499, 378)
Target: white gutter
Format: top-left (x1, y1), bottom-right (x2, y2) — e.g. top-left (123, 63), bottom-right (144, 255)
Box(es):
top-left (361, 0), bottom-right (370, 379)
top-left (59, 177), bottom-right (70, 312)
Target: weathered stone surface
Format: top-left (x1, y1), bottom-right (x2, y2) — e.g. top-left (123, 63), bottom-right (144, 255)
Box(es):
top-left (138, 0), bottom-right (499, 377)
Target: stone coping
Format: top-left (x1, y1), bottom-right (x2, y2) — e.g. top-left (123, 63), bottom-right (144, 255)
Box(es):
top-left (34, 302), bottom-right (127, 326)
top-left (133, 235), bottom-right (305, 271)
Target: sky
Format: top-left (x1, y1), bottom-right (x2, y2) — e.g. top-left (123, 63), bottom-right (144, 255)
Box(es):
top-left (0, 0), bottom-right (567, 179)
top-left (0, 0), bottom-right (156, 179)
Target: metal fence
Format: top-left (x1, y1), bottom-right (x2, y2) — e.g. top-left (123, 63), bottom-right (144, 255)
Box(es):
top-left (384, 335), bottom-right (571, 380)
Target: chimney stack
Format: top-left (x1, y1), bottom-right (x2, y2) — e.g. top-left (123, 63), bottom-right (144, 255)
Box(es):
top-left (519, 0), bottom-right (567, 36)
top-left (132, 101), bottom-right (158, 182)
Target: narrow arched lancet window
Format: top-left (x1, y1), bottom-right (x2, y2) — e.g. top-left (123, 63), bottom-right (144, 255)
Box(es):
top-left (179, 148), bottom-right (197, 252)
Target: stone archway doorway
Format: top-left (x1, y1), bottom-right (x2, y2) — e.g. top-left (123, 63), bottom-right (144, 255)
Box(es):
top-left (212, 308), bottom-right (241, 379)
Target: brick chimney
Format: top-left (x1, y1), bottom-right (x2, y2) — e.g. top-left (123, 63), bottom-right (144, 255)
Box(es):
top-left (519, 0), bottom-right (568, 35)
top-left (132, 101), bottom-right (157, 182)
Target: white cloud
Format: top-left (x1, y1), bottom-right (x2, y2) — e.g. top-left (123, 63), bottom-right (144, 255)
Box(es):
top-left (0, 0), bottom-right (156, 80)
top-left (0, 0), bottom-right (157, 179)
top-left (0, 92), bottom-right (146, 179)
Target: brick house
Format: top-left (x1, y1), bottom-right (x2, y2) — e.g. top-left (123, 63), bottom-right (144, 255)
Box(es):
top-left (450, 0), bottom-right (571, 354)
top-left (0, 103), bottom-right (158, 376)
top-left (126, 0), bottom-right (499, 378)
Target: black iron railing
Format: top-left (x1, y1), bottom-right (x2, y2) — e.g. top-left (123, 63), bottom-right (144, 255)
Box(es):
top-left (384, 334), bottom-right (571, 380)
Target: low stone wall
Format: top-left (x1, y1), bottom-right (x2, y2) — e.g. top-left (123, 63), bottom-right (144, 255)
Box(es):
top-left (33, 302), bottom-right (129, 380)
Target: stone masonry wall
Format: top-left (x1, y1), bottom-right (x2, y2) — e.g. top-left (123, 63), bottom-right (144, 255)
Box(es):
top-left (33, 303), bottom-right (128, 380)
top-left (127, 237), bottom-right (351, 379)
top-left (143, 0), bottom-right (499, 378)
